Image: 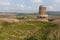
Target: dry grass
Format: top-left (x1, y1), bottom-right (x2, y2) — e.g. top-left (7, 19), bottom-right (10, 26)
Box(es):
top-left (0, 21), bottom-right (59, 40)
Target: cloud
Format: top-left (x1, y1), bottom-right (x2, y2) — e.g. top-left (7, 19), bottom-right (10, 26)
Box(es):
top-left (47, 6), bottom-right (55, 11)
top-left (20, 4), bottom-right (25, 8)
top-left (0, 2), bottom-right (10, 5)
top-left (17, 3), bottom-right (33, 11)
top-left (54, 0), bottom-right (60, 3)
top-left (31, 0), bottom-right (42, 3)
top-left (0, 0), bottom-right (59, 12)
top-left (17, 4), bottom-right (25, 10)
top-left (0, 0), bottom-right (10, 5)
top-left (48, 6), bottom-right (54, 10)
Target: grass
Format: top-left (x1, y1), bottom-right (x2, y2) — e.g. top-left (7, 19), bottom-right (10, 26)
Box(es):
top-left (0, 21), bottom-right (60, 40)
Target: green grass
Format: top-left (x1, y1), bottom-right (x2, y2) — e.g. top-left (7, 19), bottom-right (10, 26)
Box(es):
top-left (0, 21), bottom-right (60, 40)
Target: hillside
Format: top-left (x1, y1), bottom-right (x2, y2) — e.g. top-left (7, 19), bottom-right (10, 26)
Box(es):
top-left (0, 21), bottom-right (60, 40)
top-left (0, 12), bottom-right (60, 40)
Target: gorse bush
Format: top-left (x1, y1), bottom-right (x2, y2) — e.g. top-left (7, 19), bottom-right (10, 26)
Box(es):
top-left (0, 21), bottom-right (60, 40)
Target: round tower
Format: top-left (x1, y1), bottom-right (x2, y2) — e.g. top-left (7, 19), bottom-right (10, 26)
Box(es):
top-left (37, 5), bottom-right (48, 22)
top-left (39, 5), bottom-right (46, 15)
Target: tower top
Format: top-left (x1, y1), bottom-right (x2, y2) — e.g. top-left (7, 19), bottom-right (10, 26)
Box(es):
top-left (40, 5), bottom-right (46, 7)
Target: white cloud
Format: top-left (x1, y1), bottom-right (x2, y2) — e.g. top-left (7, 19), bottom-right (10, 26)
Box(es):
top-left (20, 5), bottom-right (25, 10)
top-left (47, 4), bottom-right (60, 11)
top-left (0, 2), bottom-right (10, 5)
top-left (47, 6), bottom-right (55, 11)
top-left (54, 0), bottom-right (60, 3)
top-left (0, 0), bottom-right (10, 5)
top-left (20, 4), bottom-right (25, 8)
top-left (27, 6), bottom-right (32, 10)
top-left (31, 0), bottom-right (42, 3)
top-left (17, 4), bottom-right (33, 11)
top-left (17, 4), bottom-right (25, 10)
top-left (3, 7), bottom-right (9, 10)
top-left (48, 6), bottom-right (54, 10)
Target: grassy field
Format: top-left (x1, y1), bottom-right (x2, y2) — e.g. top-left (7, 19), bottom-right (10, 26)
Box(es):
top-left (0, 21), bottom-right (60, 40)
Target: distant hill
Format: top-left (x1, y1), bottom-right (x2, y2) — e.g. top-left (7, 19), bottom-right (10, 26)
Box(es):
top-left (47, 11), bottom-right (60, 16)
top-left (0, 11), bottom-right (60, 16)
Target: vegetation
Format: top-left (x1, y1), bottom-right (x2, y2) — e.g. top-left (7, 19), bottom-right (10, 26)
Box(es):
top-left (0, 21), bottom-right (60, 40)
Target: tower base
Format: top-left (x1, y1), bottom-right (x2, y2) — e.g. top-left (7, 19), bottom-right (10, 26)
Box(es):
top-left (37, 15), bottom-right (48, 22)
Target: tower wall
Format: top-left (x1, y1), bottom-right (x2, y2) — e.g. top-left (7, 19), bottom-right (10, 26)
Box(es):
top-left (39, 5), bottom-right (46, 15)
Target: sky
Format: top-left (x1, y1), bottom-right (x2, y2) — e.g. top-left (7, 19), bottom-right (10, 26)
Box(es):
top-left (0, 0), bottom-right (60, 13)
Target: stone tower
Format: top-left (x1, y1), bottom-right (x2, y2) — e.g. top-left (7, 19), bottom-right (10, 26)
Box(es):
top-left (37, 5), bottom-right (48, 22)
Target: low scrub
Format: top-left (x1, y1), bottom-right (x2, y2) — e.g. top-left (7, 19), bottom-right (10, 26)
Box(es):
top-left (0, 21), bottom-right (60, 40)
